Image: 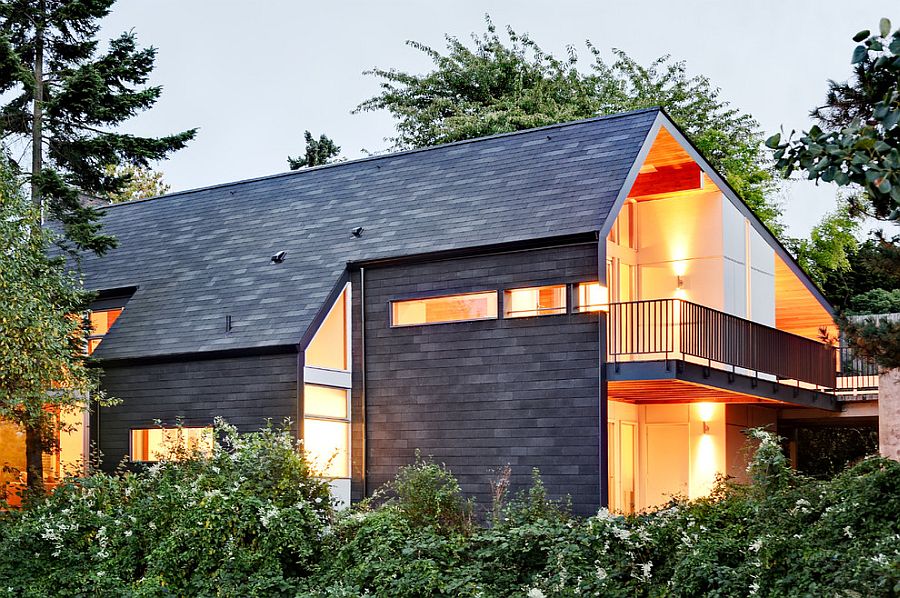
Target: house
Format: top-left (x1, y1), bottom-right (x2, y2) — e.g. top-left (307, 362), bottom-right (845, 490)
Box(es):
top-left (9, 107), bottom-right (881, 515)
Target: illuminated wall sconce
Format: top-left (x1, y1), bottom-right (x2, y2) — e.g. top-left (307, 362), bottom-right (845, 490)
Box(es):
top-left (697, 402), bottom-right (715, 434)
top-left (675, 274), bottom-right (686, 300)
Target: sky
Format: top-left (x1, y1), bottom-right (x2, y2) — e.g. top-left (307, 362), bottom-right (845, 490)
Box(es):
top-left (100, 0), bottom-right (894, 238)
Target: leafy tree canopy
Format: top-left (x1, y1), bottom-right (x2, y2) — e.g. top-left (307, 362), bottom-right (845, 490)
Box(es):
top-left (767, 18), bottom-right (900, 221)
top-left (0, 162), bottom-right (109, 492)
top-left (0, 0), bottom-right (196, 254)
top-left (288, 131), bottom-right (341, 170)
top-left (103, 163), bottom-right (170, 203)
top-left (357, 17), bottom-right (783, 232)
top-left (784, 202), bottom-right (860, 290)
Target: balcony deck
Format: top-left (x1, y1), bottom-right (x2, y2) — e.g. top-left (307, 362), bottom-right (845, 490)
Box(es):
top-left (604, 299), bottom-right (842, 411)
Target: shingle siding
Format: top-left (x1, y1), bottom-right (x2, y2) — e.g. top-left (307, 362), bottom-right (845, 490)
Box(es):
top-left (358, 243), bottom-right (602, 516)
top-left (97, 353), bottom-right (299, 469)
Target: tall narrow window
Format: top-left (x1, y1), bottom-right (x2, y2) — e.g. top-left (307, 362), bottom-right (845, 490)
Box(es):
top-left (130, 427), bottom-right (213, 462)
top-left (575, 282), bottom-right (608, 312)
top-left (306, 287), bottom-right (349, 370)
top-left (87, 308), bottom-right (123, 355)
top-left (391, 291), bottom-right (498, 326)
top-left (303, 384), bottom-right (350, 478)
top-left (504, 285), bottom-right (566, 318)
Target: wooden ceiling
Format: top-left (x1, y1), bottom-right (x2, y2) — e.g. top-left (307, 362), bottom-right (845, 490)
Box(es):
top-left (774, 255), bottom-right (836, 342)
top-left (608, 378), bottom-right (788, 406)
top-left (628, 126), bottom-right (713, 201)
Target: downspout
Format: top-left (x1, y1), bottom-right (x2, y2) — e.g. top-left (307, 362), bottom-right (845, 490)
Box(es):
top-left (359, 267), bottom-right (367, 499)
top-left (598, 234), bottom-right (610, 509)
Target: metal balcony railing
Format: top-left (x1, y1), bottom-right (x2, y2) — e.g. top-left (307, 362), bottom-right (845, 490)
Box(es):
top-left (606, 299), bottom-right (838, 389)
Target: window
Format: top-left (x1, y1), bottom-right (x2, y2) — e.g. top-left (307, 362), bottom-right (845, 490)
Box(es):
top-left (575, 282), bottom-right (609, 312)
top-left (391, 291), bottom-right (498, 326)
top-left (306, 287), bottom-right (349, 370)
top-left (130, 427), bottom-right (213, 462)
top-left (303, 384), bottom-right (350, 478)
top-left (608, 201), bottom-right (637, 249)
top-left (87, 308), bottom-right (123, 355)
top-left (504, 285), bottom-right (566, 318)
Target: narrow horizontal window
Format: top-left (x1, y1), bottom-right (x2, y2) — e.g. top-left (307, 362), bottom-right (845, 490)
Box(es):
top-left (504, 285), bottom-right (567, 318)
top-left (391, 291), bottom-right (498, 326)
top-left (575, 282), bottom-right (609, 312)
top-left (130, 426), bottom-right (213, 463)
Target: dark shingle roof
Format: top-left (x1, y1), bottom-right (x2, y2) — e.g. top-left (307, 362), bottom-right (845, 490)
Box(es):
top-left (81, 108), bottom-right (658, 360)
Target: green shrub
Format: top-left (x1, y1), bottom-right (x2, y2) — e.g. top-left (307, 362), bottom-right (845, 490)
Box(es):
top-left (0, 419), bottom-right (332, 596)
top-left (1, 427), bottom-right (898, 596)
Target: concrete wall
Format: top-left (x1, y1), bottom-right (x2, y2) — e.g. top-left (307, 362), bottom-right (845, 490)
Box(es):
top-left (359, 243), bottom-right (603, 516)
top-left (880, 369), bottom-right (900, 460)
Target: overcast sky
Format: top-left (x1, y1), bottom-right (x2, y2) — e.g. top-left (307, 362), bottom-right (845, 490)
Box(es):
top-left (100, 1), bottom-right (893, 237)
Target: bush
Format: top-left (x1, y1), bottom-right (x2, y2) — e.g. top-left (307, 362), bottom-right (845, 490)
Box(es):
top-left (0, 419), bottom-right (332, 596)
top-left (1, 427), bottom-right (898, 596)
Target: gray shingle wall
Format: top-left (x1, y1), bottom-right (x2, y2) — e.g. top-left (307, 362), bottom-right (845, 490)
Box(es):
top-left (77, 110), bottom-right (657, 361)
top-left (359, 243), bottom-right (602, 516)
top-left (97, 353), bottom-right (299, 469)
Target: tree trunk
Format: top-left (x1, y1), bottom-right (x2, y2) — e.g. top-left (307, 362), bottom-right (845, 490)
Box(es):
top-left (31, 11), bottom-right (44, 216)
top-left (24, 423), bottom-right (45, 494)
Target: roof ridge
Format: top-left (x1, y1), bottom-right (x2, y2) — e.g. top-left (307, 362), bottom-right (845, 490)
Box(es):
top-left (100, 107), bottom-right (661, 210)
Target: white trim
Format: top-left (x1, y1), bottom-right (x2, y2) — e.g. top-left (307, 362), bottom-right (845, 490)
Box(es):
top-left (304, 367), bottom-right (352, 388)
top-left (599, 115), bottom-right (664, 239)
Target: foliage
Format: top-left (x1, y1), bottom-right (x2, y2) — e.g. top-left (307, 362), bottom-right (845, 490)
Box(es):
top-left (793, 425), bottom-right (880, 478)
top-left (2, 427), bottom-right (898, 596)
top-left (0, 420), bottom-right (333, 596)
top-left (839, 314), bottom-right (900, 369)
top-left (380, 452), bottom-right (473, 534)
top-left (784, 202), bottom-right (860, 289)
top-left (0, 0), bottom-right (195, 253)
top-left (288, 131), bottom-right (341, 170)
top-left (847, 287), bottom-right (900, 314)
top-left (358, 17), bottom-right (783, 233)
top-left (767, 18), bottom-right (900, 222)
top-left (103, 163), bottom-right (170, 203)
top-left (820, 234), bottom-right (900, 309)
top-left (0, 162), bottom-right (108, 493)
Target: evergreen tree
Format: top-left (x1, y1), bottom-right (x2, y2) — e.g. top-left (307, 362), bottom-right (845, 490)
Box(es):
top-left (288, 131), bottom-right (340, 170)
top-left (0, 0), bottom-right (196, 254)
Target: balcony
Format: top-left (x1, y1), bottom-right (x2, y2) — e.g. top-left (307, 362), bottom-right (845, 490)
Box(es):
top-left (605, 299), bottom-right (840, 410)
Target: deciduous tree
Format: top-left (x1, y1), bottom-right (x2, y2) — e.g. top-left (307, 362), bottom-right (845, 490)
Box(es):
top-left (357, 17), bottom-right (783, 232)
top-left (0, 163), bottom-right (109, 494)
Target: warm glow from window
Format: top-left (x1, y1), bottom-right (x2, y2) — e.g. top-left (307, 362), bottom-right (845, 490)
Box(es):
top-left (131, 427), bottom-right (213, 462)
top-left (575, 282), bottom-right (608, 312)
top-left (87, 308), bottom-right (123, 355)
top-left (391, 292), bottom-right (498, 326)
top-left (608, 201), bottom-right (636, 249)
top-left (306, 288), bottom-right (349, 370)
top-left (504, 285), bottom-right (566, 318)
top-left (303, 384), bottom-right (350, 478)
top-left (304, 418), bottom-right (350, 478)
top-left (305, 385), bottom-right (348, 419)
